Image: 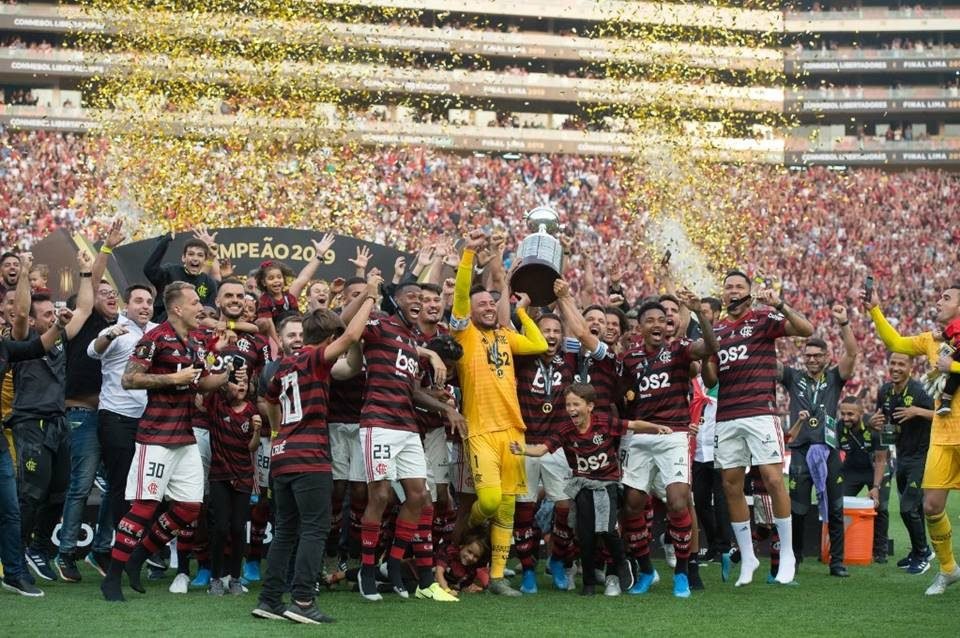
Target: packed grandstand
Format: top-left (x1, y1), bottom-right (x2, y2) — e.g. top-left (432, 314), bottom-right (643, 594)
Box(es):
top-left (2, 0), bottom-right (960, 399)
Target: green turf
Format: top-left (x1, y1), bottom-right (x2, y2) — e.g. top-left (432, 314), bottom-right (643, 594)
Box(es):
top-left (6, 493), bottom-right (960, 637)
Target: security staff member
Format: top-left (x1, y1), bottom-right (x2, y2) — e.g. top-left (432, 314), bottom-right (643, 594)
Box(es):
top-left (870, 352), bottom-right (933, 574)
top-left (779, 305), bottom-right (858, 578)
top-left (838, 397), bottom-right (891, 563)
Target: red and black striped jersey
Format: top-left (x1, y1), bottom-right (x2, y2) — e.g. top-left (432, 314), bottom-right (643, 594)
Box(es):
top-left (198, 330), bottom-right (271, 384)
top-left (360, 314), bottom-right (420, 432)
top-left (713, 309), bottom-right (787, 422)
top-left (515, 353), bottom-right (573, 445)
top-left (545, 412), bottom-right (628, 481)
top-left (257, 291), bottom-right (299, 324)
top-left (622, 340), bottom-right (694, 430)
top-left (564, 349), bottom-right (622, 413)
top-left (129, 322), bottom-right (210, 447)
top-left (416, 324), bottom-right (453, 434)
top-left (205, 393), bottom-right (257, 491)
top-left (264, 345), bottom-right (333, 475)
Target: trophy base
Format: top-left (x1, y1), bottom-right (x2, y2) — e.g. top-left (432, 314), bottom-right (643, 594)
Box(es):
top-left (510, 262), bottom-right (561, 307)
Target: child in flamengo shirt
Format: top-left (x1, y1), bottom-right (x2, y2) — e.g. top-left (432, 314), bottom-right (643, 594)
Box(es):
top-left (254, 233), bottom-right (336, 345)
top-left (512, 382), bottom-right (672, 597)
top-left (435, 530), bottom-right (490, 595)
top-left (204, 368), bottom-right (261, 595)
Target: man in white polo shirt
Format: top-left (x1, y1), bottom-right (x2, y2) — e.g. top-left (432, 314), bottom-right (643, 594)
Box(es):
top-left (87, 283), bottom-right (157, 575)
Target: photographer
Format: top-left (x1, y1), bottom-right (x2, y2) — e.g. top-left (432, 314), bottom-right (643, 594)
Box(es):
top-left (870, 353), bottom-right (933, 574)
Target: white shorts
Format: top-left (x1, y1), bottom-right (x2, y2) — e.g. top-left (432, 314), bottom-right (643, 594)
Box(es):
top-left (518, 448), bottom-right (571, 503)
top-left (622, 432), bottom-right (690, 499)
top-left (715, 415), bottom-right (785, 470)
top-left (125, 442), bottom-right (204, 503)
top-left (330, 422), bottom-right (360, 481)
top-left (450, 439), bottom-right (476, 495)
top-left (255, 437), bottom-right (271, 488)
top-left (360, 427), bottom-right (426, 483)
top-left (423, 428), bottom-right (450, 500)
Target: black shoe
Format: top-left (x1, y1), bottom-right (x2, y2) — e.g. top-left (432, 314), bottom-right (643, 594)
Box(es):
top-left (896, 553), bottom-right (914, 569)
top-left (873, 554), bottom-right (888, 565)
top-left (124, 547), bottom-right (149, 593)
top-left (830, 565), bottom-right (850, 578)
top-left (697, 548), bottom-right (717, 564)
top-left (2, 576), bottom-right (44, 597)
top-left (580, 584), bottom-right (596, 596)
top-left (283, 602), bottom-right (336, 624)
top-left (24, 549), bottom-right (57, 582)
top-left (689, 565), bottom-right (705, 591)
top-left (251, 601), bottom-right (287, 620)
top-left (617, 559), bottom-right (635, 592)
top-left (145, 551), bottom-right (168, 570)
top-left (100, 575), bottom-right (126, 602)
top-left (55, 555), bottom-right (82, 583)
top-left (147, 566), bottom-right (166, 581)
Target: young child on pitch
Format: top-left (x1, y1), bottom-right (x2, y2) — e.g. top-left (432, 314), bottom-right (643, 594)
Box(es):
top-left (935, 316), bottom-right (960, 415)
top-left (511, 382), bottom-right (672, 596)
top-left (435, 530), bottom-right (490, 595)
top-left (203, 366), bottom-right (260, 595)
top-left (255, 233), bottom-right (336, 344)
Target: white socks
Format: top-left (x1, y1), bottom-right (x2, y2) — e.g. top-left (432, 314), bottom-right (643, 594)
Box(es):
top-left (774, 516), bottom-right (796, 584)
top-left (731, 520), bottom-right (760, 587)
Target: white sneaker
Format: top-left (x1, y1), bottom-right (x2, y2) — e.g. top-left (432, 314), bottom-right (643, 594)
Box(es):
top-left (169, 573), bottom-right (190, 594)
top-left (565, 566), bottom-right (577, 591)
top-left (604, 574), bottom-right (621, 597)
top-left (925, 566), bottom-right (960, 596)
top-left (661, 534), bottom-right (677, 568)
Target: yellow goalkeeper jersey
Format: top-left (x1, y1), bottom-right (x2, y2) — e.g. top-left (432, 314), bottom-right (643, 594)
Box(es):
top-left (451, 249), bottom-right (548, 438)
top-left (871, 307), bottom-right (960, 445)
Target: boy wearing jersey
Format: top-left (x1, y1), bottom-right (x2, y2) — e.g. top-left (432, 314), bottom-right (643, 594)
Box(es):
top-left (621, 293), bottom-right (719, 598)
top-left (512, 383), bottom-right (672, 596)
top-left (451, 230), bottom-right (548, 596)
top-left (714, 271), bottom-right (813, 587)
top-left (253, 276), bottom-right (380, 625)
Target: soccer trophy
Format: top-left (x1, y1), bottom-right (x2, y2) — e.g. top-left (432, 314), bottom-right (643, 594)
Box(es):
top-left (509, 206), bottom-right (564, 306)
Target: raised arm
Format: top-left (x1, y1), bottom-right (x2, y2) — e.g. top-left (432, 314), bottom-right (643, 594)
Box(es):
top-left (757, 287), bottom-right (813, 338)
top-left (833, 304), bottom-right (858, 380)
top-left (323, 271), bottom-right (382, 362)
top-left (678, 287), bottom-right (719, 360)
top-left (868, 305), bottom-right (924, 357)
top-left (452, 230), bottom-right (487, 326)
top-left (193, 227), bottom-right (221, 282)
top-left (63, 249), bottom-right (97, 341)
top-left (143, 231), bottom-right (173, 288)
top-left (509, 297), bottom-right (548, 355)
top-left (553, 279), bottom-right (601, 353)
top-left (290, 234), bottom-right (335, 298)
top-left (12, 251), bottom-right (33, 341)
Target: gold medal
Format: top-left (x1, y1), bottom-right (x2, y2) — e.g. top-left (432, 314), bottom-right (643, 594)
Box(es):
top-left (542, 402), bottom-right (553, 414)
top-left (496, 368), bottom-right (504, 378)
top-left (808, 417), bottom-right (819, 428)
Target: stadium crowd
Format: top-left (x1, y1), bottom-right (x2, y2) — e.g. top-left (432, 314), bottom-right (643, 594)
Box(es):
top-left (2, 129), bottom-right (958, 389)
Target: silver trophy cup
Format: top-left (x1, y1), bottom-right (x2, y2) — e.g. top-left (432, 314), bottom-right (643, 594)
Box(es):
top-left (510, 207), bottom-right (563, 306)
